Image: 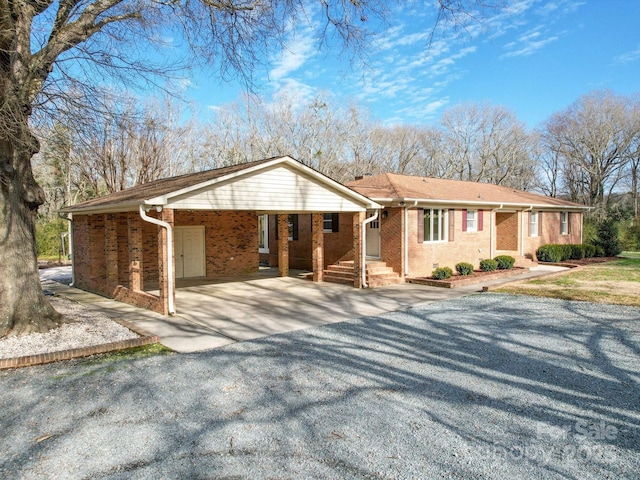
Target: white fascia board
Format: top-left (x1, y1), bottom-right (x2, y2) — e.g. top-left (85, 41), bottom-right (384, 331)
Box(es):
top-left (59, 203), bottom-right (141, 215)
top-left (372, 197), bottom-right (589, 211)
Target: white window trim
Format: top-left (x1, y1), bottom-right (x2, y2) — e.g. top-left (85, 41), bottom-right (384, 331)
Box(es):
top-left (530, 211), bottom-right (538, 237)
top-left (423, 208), bottom-right (448, 243)
top-left (466, 209), bottom-right (477, 233)
top-left (561, 211), bottom-right (568, 235)
top-left (259, 214), bottom-right (269, 253)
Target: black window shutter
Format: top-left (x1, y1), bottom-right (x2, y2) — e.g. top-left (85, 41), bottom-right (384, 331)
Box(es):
top-left (417, 208), bottom-right (424, 243)
top-left (292, 214), bottom-right (299, 241)
top-left (332, 213), bottom-right (339, 232)
top-left (275, 214), bottom-right (279, 240)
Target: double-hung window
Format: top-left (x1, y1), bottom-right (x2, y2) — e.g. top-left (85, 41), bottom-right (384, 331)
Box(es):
top-left (561, 211), bottom-right (568, 235)
top-left (323, 213), bottom-right (339, 233)
top-left (530, 211), bottom-right (538, 237)
top-left (466, 210), bottom-right (477, 232)
top-left (424, 208), bottom-right (447, 242)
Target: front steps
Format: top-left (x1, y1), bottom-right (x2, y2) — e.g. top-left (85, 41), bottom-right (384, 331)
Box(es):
top-left (514, 254), bottom-right (538, 268)
top-left (323, 260), bottom-right (403, 287)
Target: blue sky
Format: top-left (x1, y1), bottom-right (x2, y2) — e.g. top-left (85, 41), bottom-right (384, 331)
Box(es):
top-left (182, 0), bottom-right (640, 128)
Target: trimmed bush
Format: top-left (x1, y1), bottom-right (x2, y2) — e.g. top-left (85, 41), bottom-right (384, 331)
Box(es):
top-left (432, 266), bottom-right (453, 280)
top-left (583, 244), bottom-right (596, 258)
top-left (479, 259), bottom-right (498, 272)
top-left (569, 244), bottom-right (585, 260)
top-left (493, 255), bottom-right (515, 270)
top-left (536, 244), bottom-right (564, 262)
top-left (455, 262), bottom-right (474, 276)
top-left (594, 245), bottom-right (606, 257)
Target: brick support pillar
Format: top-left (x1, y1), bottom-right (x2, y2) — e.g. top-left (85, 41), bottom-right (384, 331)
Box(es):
top-left (277, 214), bottom-right (289, 277)
top-left (105, 214), bottom-right (118, 284)
top-left (128, 213), bottom-right (143, 292)
top-left (353, 211), bottom-right (366, 288)
top-left (158, 208), bottom-right (175, 315)
top-left (311, 213), bottom-right (324, 282)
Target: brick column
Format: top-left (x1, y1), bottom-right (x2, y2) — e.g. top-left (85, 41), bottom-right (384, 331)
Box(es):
top-left (128, 213), bottom-right (143, 292)
top-left (105, 214), bottom-right (118, 284)
top-left (353, 211), bottom-right (366, 288)
top-left (277, 214), bottom-right (289, 277)
top-left (158, 208), bottom-right (175, 315)
top-left (311, 213), bottom-right (324, 282)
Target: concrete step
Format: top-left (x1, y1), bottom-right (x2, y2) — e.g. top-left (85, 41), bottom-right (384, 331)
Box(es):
top-left (323, 275), bottom-right (355, 285)
top-left (325, 259), bottom-right (403, 288)
top-left (367, 277), bottom-right (404, 287)
top-left (324, 265), bottom-right (354, 274)
top-left (322, 270), bottom-right (354, 280)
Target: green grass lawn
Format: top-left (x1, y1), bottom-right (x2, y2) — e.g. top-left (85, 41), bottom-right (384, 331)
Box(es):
top-left (496, 256), bottom-right (640, 307)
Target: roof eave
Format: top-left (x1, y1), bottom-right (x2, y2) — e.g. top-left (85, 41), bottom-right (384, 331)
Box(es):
top-left (368, 197), bottom-right (589, 210)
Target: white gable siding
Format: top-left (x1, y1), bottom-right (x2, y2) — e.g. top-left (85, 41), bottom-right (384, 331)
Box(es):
top-left (166, 165), bottom-right (366, 212)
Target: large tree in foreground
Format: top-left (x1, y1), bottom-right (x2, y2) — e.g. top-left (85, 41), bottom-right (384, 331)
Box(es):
top-left (0, 0), bottom-right (495, 337)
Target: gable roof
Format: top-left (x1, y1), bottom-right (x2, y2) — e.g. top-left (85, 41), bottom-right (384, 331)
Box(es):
top-left (346, 173), bottom-right (588, 209)
top-left (61, 156), bottom-right (380, 214)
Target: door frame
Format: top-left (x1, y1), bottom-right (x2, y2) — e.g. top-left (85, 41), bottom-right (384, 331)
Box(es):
top-left (174, 226), bottom-right (206, 279)
top-left (365, 211), bottom-right (381, 259)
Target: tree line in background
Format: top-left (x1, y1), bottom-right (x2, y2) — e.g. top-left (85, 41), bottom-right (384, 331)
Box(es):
top-left (35, 88), bottom-right (640, 258)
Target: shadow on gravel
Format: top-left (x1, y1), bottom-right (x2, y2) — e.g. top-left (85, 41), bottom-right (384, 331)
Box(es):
top-left (1, 294), bottom-right (639, 479)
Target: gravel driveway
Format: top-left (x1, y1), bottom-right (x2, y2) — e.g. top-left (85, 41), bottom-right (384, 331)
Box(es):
top-left (1, 293), bottom-right (639, 479)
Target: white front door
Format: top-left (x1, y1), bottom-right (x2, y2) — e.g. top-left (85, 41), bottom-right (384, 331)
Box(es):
top-left (365, 212), bottom-right (380, 258)
top-left (174, 226), bottom-right (205, 279)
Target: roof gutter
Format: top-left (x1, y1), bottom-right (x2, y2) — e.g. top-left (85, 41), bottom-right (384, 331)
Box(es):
top-left (139, 205), bottom-right (176, 315)
top-left (369, 197), bottom-right (590, 210)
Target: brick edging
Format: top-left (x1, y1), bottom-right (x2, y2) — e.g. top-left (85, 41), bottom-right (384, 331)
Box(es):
top-left (0, 323), bottom-right (161, 370)
top-left (407, 267), bottom-right (530, 289)
top-left (481, 265), bottom-right (584, 292)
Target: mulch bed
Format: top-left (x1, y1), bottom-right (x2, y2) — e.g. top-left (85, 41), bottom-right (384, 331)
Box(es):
top-left (407, 267), bottom-right (529, 289)
top-left (540, 257), bottom-right (619, 267)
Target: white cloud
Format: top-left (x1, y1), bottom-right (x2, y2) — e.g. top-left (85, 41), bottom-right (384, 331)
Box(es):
top-left (269, 32), bottom-right (316, 83)
top-left (501, 26), bottom-right (559, 58)
top-left (612, 48), bottom-right (640, 65)
top-left (271, 78), bottom-right (317, 106)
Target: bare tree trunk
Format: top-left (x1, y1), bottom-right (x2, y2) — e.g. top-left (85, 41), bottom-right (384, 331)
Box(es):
top-left (0, 128), bottom-right (63, 337)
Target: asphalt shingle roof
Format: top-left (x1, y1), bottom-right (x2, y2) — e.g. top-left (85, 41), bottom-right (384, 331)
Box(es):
top-left (346, 173), bottom-right (586, 208)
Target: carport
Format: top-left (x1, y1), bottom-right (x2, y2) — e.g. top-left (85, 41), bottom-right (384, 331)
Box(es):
top-left (61, 156), bottom-right (380, 317)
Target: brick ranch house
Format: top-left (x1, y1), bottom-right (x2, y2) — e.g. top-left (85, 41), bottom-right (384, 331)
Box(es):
top-left (61, 156), bottom-right (381, 315)
top-left (61, 156), bottom-right (588, 315)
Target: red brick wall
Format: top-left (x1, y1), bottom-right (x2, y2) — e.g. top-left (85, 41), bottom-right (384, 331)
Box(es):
top-left (174, 210), bottom-right (259, 277)
top-left (407, 208), bottom-right (493, 277)
top-left (324, 213), bottom-right (355, 266)
top-left (268, 213), bottom-right (355, 270)
top-left (523, 211), bottom-right (582, 258)
top-left (380, 207), bottom-right (404, 275)
top-left (72, 209), bottom-right (260, 314)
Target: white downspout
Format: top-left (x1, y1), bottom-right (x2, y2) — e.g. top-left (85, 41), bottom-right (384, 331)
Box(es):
top-left (139, 204), bottom-right (176, 315)
top-left (521, 205), bottom-right (533, 256)
top-left (490, 204), bottom-right (504, 259)
top-left (362, 210), bottom-right (379, 288)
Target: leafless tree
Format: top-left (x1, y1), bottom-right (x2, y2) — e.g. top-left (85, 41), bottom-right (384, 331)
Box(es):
top-left (438, 102), bottom-right (536, 188)
top-left (542, 90), bottom-right (640, 212)
top-left (0, 0), bottom-right (384, 336)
